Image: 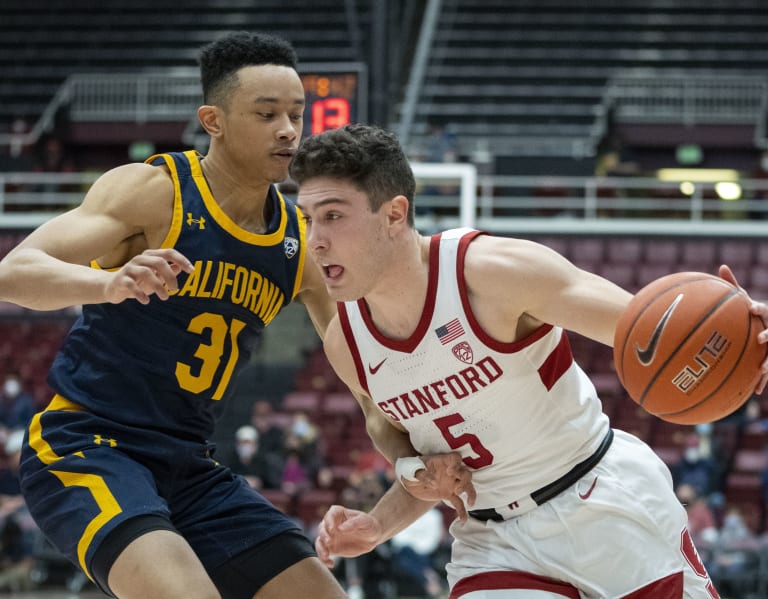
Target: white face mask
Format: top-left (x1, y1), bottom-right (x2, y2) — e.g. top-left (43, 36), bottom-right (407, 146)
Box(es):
top-left (684, 448), bottom-right (700, 462)
top-left (3, 379), bottom-right (20, 398)
top-left (724, 514), bottom-right (741, 528)
top-left (237, 444), bottom-right (256, 459)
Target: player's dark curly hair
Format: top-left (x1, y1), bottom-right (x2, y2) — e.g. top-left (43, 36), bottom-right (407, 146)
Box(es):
top-left (198, 31), bottom-right (298, 106)
top-left (290, 124), bottom-right (416, 226)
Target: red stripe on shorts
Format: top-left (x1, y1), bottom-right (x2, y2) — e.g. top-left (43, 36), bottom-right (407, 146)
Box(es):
top-left (450, 571), bottom-right (580, 599)
top-left (619, 571), bottom-right (684, 599)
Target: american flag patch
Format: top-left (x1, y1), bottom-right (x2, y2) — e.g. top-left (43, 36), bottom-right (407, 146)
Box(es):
top-left (435, 318), bottom-right (465, 345)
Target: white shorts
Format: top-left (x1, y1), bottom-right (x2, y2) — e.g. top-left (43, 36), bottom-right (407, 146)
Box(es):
top-left (447, 429), bottom-right (719, 599)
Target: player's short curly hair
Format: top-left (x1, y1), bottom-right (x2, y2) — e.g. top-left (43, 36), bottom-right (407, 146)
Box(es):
top-left (290, 124), bottom-right (416, 226)
top-left (198, 31), bottom-right (298, 106)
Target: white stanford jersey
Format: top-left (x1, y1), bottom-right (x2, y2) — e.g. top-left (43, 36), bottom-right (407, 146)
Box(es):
top-left (338, 228), bottom-right (610, 510)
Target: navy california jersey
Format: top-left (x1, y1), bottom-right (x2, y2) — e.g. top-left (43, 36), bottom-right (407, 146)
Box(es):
top-left (47, 150), bottom-right (306, 439)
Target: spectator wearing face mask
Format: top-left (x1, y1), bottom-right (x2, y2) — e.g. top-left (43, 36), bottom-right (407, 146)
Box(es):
top-left (0, 374), bottom-right (35, 434)
top-left (226, 425), bottom-right (284, 491)
top-left (672, 432), bottom-right (718, 498)
top-left (283, 411), bottom-right (323, 482)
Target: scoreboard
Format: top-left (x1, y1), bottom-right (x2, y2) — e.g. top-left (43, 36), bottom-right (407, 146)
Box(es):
top-left (300, 63), bottom-right (367, 136)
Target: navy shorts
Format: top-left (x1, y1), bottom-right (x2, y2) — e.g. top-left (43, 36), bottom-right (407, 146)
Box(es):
top-left (20, 395), bottom-right (306, 595)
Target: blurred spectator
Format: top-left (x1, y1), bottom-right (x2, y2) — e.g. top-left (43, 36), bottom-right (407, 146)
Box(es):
top-left (0, 117), bottom-right (34, 170)
top-left (718, 506), bottom-right (754, 547)
top-left (285, 411), bottom-right (319, 457)
top-left (390, 507), bottom-right (448, 599)
top-left (415, 121), bottom-right (461, 217)
top-left (280, 449), bottom-right (309, 496)
top-left (314, 464), bottom-right (336, 493)
top-left (284, 411), bottom-right (324, 480)
top-left (33, 136), bottom-right (75, 175)
top-left (708, 506), bottom-right (760, 592)
top-left (0, 429), bottom-right (37, 591)
top-left (250, 399), bottom-right (286, 458)
top-left (348, 446), bottom-right (394, 483)
top-left (226, 425), bottom-right (283, 490)
top-left (423, 121), bottom-right (459, 164)
top-left (594, 135), bottom-right (640, 178)
top-left (30, 136), bottom-right (77, 208)
top-left (671, 432), bottom-right (718, 497)
top-left (0, 373), bottom-right (36, 433)
top-left (676, 483), bottom-right (718, 550)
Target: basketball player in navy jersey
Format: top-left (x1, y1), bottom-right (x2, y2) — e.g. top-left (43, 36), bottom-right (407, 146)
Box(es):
top-left (0, 31), bottom-right (365, 599)
top-left (291, 124), bottom-right (768, 599)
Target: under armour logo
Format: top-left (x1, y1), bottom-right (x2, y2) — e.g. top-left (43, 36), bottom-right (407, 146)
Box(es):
top-left (93, 434), bottom-right (117, 448)
top-left (186, 212), bottom-right (206, 229)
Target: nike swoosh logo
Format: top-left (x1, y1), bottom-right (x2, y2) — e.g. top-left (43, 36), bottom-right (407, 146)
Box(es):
top-left (634, 293), bottom-right (684, 366)
top-left (579, 476), bottom-right (598, 500)
top-left (368, 358), bottom-right (387, 375)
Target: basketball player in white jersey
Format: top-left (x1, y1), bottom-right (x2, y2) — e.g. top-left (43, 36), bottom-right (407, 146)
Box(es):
top-left (291, 124), bottom-right (768, 599)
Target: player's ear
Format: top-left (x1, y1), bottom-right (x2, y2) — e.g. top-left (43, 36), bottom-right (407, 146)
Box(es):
top-left (198, 105), bottom-right (222, 137)
top-left (386, 195), bottom-right (409, 230)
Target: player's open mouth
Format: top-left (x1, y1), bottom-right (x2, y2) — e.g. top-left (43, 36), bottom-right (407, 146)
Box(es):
top-left (323, 264), bottom-right (344, 280)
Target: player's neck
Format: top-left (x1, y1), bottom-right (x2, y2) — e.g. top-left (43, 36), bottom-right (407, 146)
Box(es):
top-left (200, 154), bottom-right (273, 233)
top-left (363, 233), bottom-right (430, 340)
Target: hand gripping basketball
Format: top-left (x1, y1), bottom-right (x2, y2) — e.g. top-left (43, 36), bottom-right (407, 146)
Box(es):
top-left (613, 270), bottom-right (767, 424)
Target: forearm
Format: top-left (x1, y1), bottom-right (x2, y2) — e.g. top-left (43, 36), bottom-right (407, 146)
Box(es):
top-left (368, 481), bottom-right (438, 543)
top-left (0, 248), bottom-right (110, 310)
top-left (363, 403), bottom-right (418, 464)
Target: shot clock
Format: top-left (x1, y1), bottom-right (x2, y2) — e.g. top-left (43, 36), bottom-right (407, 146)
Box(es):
top-left (299, 63), bottom-right (367, 135)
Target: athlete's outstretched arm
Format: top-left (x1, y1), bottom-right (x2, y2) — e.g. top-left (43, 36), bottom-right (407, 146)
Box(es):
top-left (0, 163), bottom-right (193, 310)
top-left (464, 236), bottom-right (632, 347)
top-left (314, 478), bottom-right (438, 567)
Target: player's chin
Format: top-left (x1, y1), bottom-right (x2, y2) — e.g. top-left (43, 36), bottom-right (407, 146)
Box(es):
top-left (327, 287), bottom-right (360, 303)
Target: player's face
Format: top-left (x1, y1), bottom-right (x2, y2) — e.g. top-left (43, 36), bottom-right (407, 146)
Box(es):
top-left (221, 65), bottom-right (305, 183)
top-left (298, 177), bottom-right (390, 301)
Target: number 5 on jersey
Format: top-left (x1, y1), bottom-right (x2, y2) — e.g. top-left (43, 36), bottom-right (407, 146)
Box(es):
top-left (434, 413), bottom-right (494, 469)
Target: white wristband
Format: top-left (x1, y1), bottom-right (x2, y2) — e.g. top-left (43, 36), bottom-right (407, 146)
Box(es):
top-left (395, 456), bottom-right (426, 483)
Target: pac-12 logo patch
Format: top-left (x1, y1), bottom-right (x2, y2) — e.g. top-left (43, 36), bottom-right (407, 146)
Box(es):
top-left (452, 341), bottom-right (473, 364)
top-left (284, 237), bottom-right (299, 258)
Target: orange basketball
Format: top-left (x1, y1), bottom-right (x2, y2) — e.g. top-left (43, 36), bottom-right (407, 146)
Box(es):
top-left (613, 271), bottom-right (765, 424)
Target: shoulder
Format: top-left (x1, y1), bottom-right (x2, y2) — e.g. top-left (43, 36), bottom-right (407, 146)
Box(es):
top-left (83, 162), bottom-right (174, 223)
top-left (92, 162), bottom-right (172, 193)
top-left (462, 234), bottom-right (576, 309)
top-left (463, 235), bottom-right (546, 280)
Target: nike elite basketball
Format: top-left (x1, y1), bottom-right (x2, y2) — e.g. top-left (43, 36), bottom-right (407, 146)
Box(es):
top-left (613, 272), bottom-right (765, 424)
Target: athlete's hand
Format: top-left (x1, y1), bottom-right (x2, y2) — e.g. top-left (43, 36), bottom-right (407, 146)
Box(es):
top-left (105, 248), bottom-right (194, 305)
top-left (401, 452), bottom-right (476, 522)
top-left (720, 264), bottom-right (768, 393)
top-left (314, 505), bottom-right (383, 567)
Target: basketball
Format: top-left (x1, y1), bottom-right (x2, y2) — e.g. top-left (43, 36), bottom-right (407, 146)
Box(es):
top-left (613, 272), bottom-right (766, 425)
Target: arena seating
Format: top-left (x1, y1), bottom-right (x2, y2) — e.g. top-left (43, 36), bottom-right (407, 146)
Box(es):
top-left (0, 0), bottom-right (366, 130)
top-left (404, 0), bottom-right (768, 166)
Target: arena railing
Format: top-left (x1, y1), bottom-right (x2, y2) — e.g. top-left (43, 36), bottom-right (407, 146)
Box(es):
top-left (2, 167), bottom-right (768, 238)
